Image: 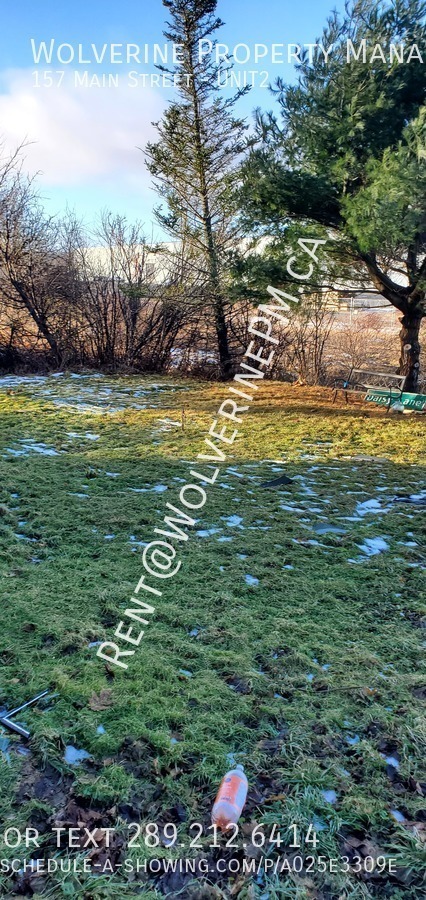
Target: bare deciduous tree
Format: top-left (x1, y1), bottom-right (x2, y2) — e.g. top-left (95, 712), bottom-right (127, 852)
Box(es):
top-left (0, 144), bottom-right (71, 365)
top-left (283, 294), bottom-right (335, 385)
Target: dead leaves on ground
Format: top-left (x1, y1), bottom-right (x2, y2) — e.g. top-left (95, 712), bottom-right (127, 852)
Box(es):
top-left (88, 688), bottom-right (113, 710)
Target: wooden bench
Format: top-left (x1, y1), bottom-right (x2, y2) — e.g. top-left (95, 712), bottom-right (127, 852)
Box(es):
top-left (333, 368), bottom-right (407, 409)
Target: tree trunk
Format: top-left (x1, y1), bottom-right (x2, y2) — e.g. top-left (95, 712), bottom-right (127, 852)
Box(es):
top-left (184, 53), bottom-right (233, 381)
top-left (398, 311), bottom-right (422, 393)
top-left (11, 280), bottom-right (62, 367)
top-left (214, 297), bottom-right (233, 379)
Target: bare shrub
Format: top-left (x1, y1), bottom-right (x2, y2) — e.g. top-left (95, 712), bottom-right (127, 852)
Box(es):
top-left (327, 311), bottom-right (398, 379)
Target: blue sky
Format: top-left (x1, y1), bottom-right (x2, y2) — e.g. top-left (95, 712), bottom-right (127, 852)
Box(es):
top-left (0, 0), bottom-right (346, 232)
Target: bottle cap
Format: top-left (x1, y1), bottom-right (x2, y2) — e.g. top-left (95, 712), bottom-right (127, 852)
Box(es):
top-left (235, 764), bottom-right (244, 772)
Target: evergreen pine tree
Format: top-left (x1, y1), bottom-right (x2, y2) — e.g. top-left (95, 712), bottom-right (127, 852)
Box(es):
top-left (146, 0), bottom-right (248, 378)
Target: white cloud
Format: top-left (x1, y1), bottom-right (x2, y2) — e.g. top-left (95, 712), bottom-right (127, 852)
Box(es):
top-left (0, 68), bottom-right (165, 187)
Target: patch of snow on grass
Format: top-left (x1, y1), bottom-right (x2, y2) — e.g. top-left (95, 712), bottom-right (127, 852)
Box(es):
top-left (355, 498), bottom-right (391, 518)
top-left (322, 790), bottom-right (337, 804)
top-left (64, 745), bottom-right (91, 765)
top-left (221, 515), bottom-right (243, 527)
top-left (245, 574), bottom-right (259, 586)
top-left (196, 527), bottom-right (221, 537)
top-left (6, 440), bottom-right (61, 457)
top-left (357, 537), bottom-right (389, 557)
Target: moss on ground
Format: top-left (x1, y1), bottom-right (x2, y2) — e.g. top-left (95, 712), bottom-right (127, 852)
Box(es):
top-left (0, 375), bottom-right (425, 898)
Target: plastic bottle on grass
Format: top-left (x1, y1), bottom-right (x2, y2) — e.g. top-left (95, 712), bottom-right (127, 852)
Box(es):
top-left (211, 764), bottom-right (248, 832)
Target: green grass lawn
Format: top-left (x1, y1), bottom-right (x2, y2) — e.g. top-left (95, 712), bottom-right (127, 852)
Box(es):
top-left (0, 374), bottom-right (425, 899)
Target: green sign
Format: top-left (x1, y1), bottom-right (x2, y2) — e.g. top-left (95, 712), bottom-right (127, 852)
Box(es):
top-left (365, 389), bottom-right (426, 410)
